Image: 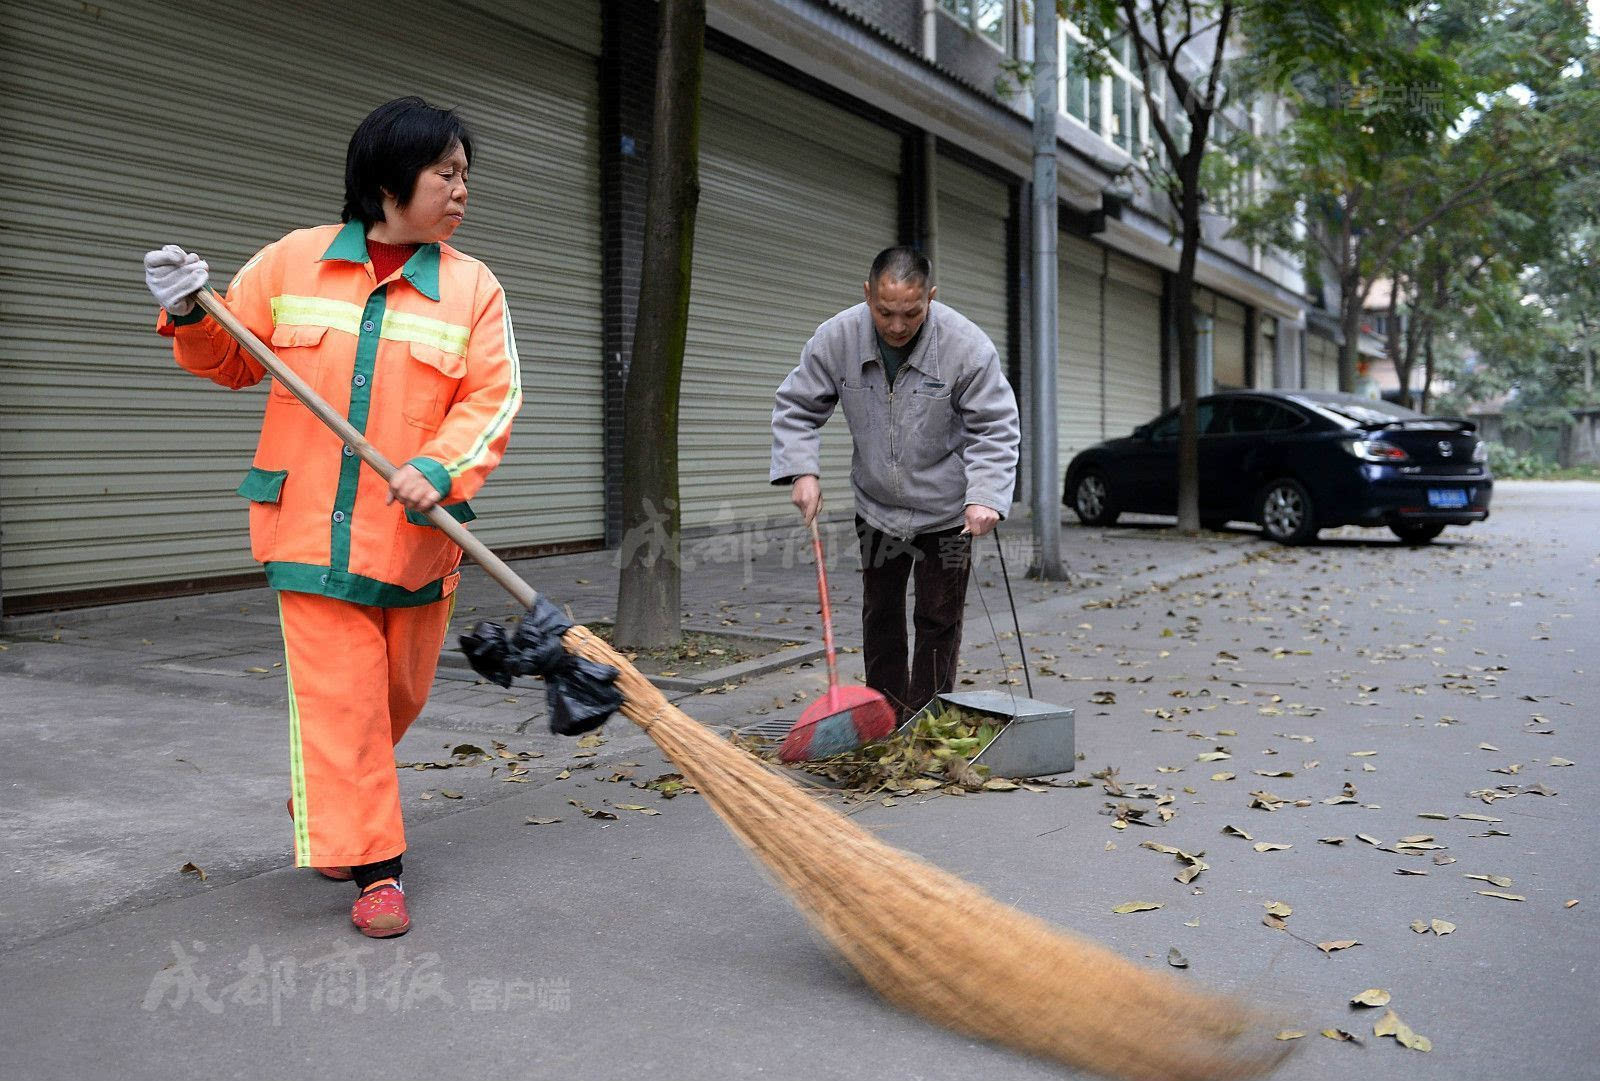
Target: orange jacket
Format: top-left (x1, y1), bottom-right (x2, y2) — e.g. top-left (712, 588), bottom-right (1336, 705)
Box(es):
top-left (159, 221), bottom-right (522, 606)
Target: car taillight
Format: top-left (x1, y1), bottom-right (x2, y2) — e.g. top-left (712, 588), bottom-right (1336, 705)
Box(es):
top-left (1471, 440), bottom-right (1488, 463)
top-left (1343, 438), bottom-right (1410, 462)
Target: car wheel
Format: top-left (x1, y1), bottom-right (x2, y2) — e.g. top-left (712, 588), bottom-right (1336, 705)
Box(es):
top-left (1071, 469), bottom-right (1120, 526)
top-left (1257, 478), bottom-right (1318, 545)
top-left (1390, 522), bottom-right (1445, 545)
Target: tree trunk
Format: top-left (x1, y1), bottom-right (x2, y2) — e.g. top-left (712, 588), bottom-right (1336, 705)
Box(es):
top-left (1174, 169), bottom-right (1203, 533)
top-left (614, 0), bottom-right (705, 649)
top-left (1338, 269), bottom-right (1363, 393)
top-left (1421, 325), bottom-right (1436, 414)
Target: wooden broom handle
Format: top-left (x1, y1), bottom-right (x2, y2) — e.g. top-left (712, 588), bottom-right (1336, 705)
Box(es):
top-left (191, 288), bottom-right (538, 610)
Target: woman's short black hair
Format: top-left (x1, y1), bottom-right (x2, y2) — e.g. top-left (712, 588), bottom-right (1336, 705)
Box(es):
top-left (342, 97), bottom-right (474, 226)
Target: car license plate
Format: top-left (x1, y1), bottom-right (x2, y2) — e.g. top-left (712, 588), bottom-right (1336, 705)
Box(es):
top-left (1427, 488), bottom-right (1468, 509)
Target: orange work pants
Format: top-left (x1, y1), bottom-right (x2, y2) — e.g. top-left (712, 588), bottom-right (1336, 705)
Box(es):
top-left (277, 590), bottom-right (453, 868)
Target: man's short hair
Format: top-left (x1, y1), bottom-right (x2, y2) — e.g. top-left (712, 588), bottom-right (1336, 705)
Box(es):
top-left (869, 246), bottom-right (932, 291)
top-left (342, 97), bottom-right (475, 226)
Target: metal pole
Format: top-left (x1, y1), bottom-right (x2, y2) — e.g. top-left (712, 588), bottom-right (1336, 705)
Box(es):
top-left (1029, 4), bottom-right (1063, 579)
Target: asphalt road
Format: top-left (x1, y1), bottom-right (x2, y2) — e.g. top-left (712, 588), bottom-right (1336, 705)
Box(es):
top-left (0, 480), bottom-right (1595, 1080)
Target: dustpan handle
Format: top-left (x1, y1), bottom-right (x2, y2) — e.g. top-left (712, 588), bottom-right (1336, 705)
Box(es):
top-left (809, 519), bottom-right (840, 691)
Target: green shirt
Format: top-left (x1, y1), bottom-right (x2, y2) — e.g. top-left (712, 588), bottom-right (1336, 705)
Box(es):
top-left (875, 326), bottom-right (922, 388)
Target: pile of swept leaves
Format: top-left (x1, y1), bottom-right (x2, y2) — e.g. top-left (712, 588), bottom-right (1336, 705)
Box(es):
top-left (773, 706), bottom-right (1040, 798)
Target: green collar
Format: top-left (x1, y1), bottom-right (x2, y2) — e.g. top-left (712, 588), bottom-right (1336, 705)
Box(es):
top-left (320, 220), bottom-right (442, 301)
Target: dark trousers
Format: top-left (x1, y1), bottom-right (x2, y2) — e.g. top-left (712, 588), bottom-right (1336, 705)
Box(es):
top-left (854, 517), bottom-right (972, 723)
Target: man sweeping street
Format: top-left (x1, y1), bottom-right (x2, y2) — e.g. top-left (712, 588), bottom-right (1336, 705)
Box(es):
top-left (771, 247), bottom-right (1019, 723)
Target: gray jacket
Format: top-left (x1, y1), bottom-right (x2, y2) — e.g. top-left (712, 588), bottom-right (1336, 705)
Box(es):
top-left (770, 300), bottom-right (1020, 539)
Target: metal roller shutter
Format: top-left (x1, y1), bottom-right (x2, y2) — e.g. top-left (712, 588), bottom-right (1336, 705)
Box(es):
top-left (934, 157), bottom-right (1010, 368)
top-left (680, 53), bottom-right (900, 529)
top-left (1212, 295), bottom-right (1248, 389)
top-left (1102, 253), bottom-right (1163, 437)
top-left (0, 0), bottom-right (603, 606)
top-left (1306, 334), bottom-right (1340, 390)
top-left (1057, 236), bottom-right (1103, 459)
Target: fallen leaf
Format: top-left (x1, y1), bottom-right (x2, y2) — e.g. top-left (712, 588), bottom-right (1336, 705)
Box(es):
top-left (1183, 917), bottom-right (1200, 927)
top-left (1410, 919), bottom-right (1429, 933)
top-left (1319, 836), bottom-right (1347, 845)
top-left (1550, 757), bottom-right (1575, 767)
top-left (1197, 751), bottom-right (1232, 762)
top-left (576, 732), bottom-right (607, 749)
top-left (1090, 691), bottom-right (1117, 705)
top-left (1478, 743), bottom-right (1500, 751)
top-left (450, 743), bottom-right (486, 757)
top-left (1112, 901), bottom-right (1164, 914)
top-left (1351, 750), bottom-right (1378, 757)
top-left (1457, 813), bottom-right (1501, 823)
top-left (1394, 867), bottom-right (1429, 876)
top-left (1264, 901), bottom-right (1292, 917)
top-left (1211, 772), bottom-right (1237, 781)
top-left (1431, 919), bottom-right (1455, 935)
top-left (1263, 914), bottom-right (1288, 930)
top-left (1350, 988), bottom-right (1391, 1008)
top-left (524, 817), bottom-right (561, 826)
top-left (1254, 842), bottom-right (1292, 852)
top-left (1417, 812), bottom-right (1450, 821)
top-left (1565, 899), bottom-right (1580, 909)
top-left (440, 790), bottom-right (463, 799)
top-left (1317, 940), bottom-right (1360, 954)
top-left (1222, 824), bottom-right (1253, 840)
top-left (1166, 947), bottom-right (1188, 968)
top-left (1276, 1031), bottom-right (1306, 1041)
top-left (1321, 1028), bottom-right (1360, 1043)
top-left (1253, 769), bottom-right (1295, 778)
top-left (1475, 890), bottom-right (1526, 902)
top-left (1374, 1009), bottom-right (1432, 1052)
top-left (1465, 873), bottom-right (1513, 888)
top-left (1357, 833), bottom-right (1383, 847)
top-left (982, 779), bottom-right (1021, 791)
top-left (179, 861), bottom-right (207, 882)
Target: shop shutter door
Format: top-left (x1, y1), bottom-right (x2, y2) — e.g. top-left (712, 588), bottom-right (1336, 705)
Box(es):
top-left (934, 157), bottom-right (1010, 368)
top-left (1101, 253), bottom-right (1163, 438)
top-left (1212, 295), bottom-right (1248, 389)
top-left (680, 54), bottom-right (900, 529)
top-left (1057, 236), bottom-right (1103, 459)
top-left (0, 0), bottom-right (604, 605)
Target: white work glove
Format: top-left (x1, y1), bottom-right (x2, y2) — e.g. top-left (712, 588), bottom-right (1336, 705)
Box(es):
top-left (143, 245), bottom-right (209, 317)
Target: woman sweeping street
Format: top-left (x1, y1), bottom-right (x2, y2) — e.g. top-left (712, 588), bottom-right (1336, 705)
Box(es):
top-left (141, 97), bottom-right (522, 938)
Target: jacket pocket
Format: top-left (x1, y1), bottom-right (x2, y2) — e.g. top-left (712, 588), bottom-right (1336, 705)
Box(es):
top-left (403, 342), bottom-right (466, 429)
top-left (235, 467), bottom-right (288, 562)
top-left (404, 501), bottom-right (477, 529)
top-left (267, 324), bottom-right (328, 401)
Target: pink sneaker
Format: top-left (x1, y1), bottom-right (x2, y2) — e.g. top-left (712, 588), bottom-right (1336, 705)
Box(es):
top-left (351, 882), bottom-right (410, 938)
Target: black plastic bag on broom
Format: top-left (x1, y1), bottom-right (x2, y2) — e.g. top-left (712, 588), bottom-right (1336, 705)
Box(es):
top-left (459, 596), bottom-right (623, 735)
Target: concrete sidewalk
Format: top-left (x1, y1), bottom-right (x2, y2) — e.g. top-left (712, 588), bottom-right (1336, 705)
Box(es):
top-left (0, 513), bottom-right (1258, 954)
top-left (2, 485), bottom-right (1596, 1081)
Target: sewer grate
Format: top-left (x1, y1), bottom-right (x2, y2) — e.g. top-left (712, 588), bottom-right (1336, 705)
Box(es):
top-left (739, 717), bottom-right (798, 742)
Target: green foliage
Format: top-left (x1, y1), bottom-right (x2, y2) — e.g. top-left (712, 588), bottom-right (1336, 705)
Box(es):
top-left (1484, 441), bottom-right (1548, 476)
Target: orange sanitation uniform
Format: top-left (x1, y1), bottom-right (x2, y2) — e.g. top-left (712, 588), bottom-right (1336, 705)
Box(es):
top-left (159, 220), bottom-right (522, 867)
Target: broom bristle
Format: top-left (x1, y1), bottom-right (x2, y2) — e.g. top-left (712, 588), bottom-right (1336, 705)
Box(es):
top-left (566, 627), bottom-right (1289, 1081)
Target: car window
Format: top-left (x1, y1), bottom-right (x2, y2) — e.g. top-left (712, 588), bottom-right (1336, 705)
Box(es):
top-left (1229, 400), bottom-right (1302, 433)
top-left (1294, 395), bottom-right (1419, 426)
top-left (1150, 402), bottom-right (1215, 439)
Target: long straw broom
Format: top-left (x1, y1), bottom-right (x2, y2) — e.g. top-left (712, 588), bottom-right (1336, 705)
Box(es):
top-left (195, 289), bottom-right (1288, 1081)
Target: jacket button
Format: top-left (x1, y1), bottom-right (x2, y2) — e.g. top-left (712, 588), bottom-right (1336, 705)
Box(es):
top-left (332, 510), bottom-right (346, 523)
top-left (353, 373), bottom-right (367, 387)
top-left (343, 445), bottom-right (354, 457)
top-left (362, 320), bottom-right (375, 333)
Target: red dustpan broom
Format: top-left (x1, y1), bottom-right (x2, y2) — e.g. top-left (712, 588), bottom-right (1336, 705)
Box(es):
top-left (778, 519), bottom-right (897, 762)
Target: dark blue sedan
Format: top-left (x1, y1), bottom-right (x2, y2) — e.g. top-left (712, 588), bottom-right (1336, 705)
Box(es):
top-left (1061, 390), bottom-right (1494, 545)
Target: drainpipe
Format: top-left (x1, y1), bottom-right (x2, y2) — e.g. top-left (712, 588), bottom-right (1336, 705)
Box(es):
top-left (1030, 3), bottom-right (1063, 578)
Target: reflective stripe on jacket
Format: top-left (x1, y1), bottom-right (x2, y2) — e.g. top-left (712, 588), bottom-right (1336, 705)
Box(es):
top-left (158, 221), bottom-right (522, 606)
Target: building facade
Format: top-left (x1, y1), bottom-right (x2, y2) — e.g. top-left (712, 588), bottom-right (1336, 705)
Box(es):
top-left (0, 0), bottom-right (1315, 613)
